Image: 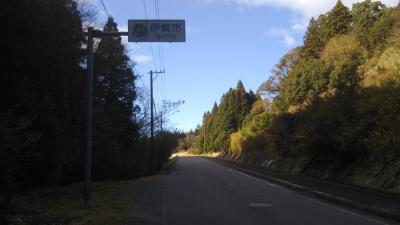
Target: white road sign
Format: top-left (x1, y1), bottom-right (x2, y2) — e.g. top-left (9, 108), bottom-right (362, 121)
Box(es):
top-left (128, 20), bottom-right (185, 42)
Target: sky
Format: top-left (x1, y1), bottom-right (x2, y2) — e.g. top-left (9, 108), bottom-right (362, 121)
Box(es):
top-left (92, 0), bottom-right (398, 132)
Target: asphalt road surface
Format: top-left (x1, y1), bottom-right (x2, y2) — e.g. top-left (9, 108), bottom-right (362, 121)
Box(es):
top-left (127, 156), bottom-right (395, 225)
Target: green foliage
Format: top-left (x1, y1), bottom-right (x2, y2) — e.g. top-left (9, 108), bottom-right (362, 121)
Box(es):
top-left (302, 1), bottom-right (352, 58)
top-left (258, 48), bottom-right (301, 98)
top-left (1, 0), bottom-right (86, 222)
top-left (269, 113), bottom-right (297, 158)
top-left (351, 0), bottom-right (385, 51)
top-left (225, 98), bottom-right (272, 156)
top-left (324, 1), bottom-right (352, 39)
top-left (271, 83), bottom-right (400, 162)
top-left (197, 1), bottom-right (400, 171)
top-left (200, 81), bottom-right (256, 153)
top-left (357, 84), bottom-right (400, 161)
top-left (92, 18), bottom-right (139, 180)
top-left (367, 6), bottom-right (400, 52)
top-left (154, 131), bottom-right (183, 169)
top-left (302, 16), bottom-right (327, 58)
top-left (264, 1), bottom-right (400, 165)
top-left (1, 2), bottom-right (179, 223)
top-left (279, 58), bottom-right (330, 106)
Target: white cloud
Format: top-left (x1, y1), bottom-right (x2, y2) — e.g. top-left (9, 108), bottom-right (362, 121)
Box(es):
top-left (130, 55), bottom-right (153, 64)
top-left (283, 34), bottom-right (297, 47)
top-left (290, 17), bottom-right (309, 32)
top-left (118, 25), bottom-right (129, 44)
top-left (266, 27), bottom-right (290, 36)
top-left (261, 0), bottom-right (398, 47)
top-left (192, 0), bottom-right (398, 17)
top-left (265, 27), bottom-right (298, 47)
top-left (118, 25), bottom-right (128, 32)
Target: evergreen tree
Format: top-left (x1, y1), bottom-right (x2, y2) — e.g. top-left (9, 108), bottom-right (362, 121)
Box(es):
top-left (302, 1), bottom-right (352, 58)
top-left (235, 80), bottom-right (253, 128)
top-left (351, 0), bottom-right (384, 51)
top-left (95, 17), bottom-right (136, 119)
top-left (324, 1), bottom-right (352, 40)
top-left (93, 17), bottom-right (138, 179)
top-left (199, 82), bottom-right (255, 152)
top-left (1, 0), bottom-right (85, 222)
top-left (302, 17), bottom-right (326, 58)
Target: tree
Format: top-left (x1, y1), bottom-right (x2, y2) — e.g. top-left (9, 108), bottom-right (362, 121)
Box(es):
top-left (351, 0), bottom-right (385, 51)
top-left (324, 1), bottom-right (352, 40)
top-left (322, 35), bottom-right (362, 90)
top-left (279, 58), bottom-right (330, 106)
top-left (368, 6), bottom-right (400, 52)
top-left (302, 16), bottom-right (326, 58)
top-left (199, 82), bottom-right (255, 153)
top-left (258, 48), bottom-right (301, 98)
top-left (302, 1), bottom-right (352, 58)
top-left (1, 0), bottom-right (85, 222)
top-left (95, 17), bottom-right (136, 119)
top-left (235, 80), bottom-right (253, 127)
top-left (93, 17), bottom-right (138, 179)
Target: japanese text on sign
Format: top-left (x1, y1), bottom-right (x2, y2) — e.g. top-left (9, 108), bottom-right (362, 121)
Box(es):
top-left (128, 20), bottom-right (185, 42)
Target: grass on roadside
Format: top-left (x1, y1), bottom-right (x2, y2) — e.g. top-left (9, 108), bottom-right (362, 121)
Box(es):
top-left (11, 178), bottom-right (147, 225)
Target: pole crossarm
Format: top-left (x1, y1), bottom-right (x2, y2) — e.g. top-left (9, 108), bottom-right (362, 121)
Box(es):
top-left (150, 70), bottom-right (165, 81)
top-left (85, 30), bottom-right (128, 37)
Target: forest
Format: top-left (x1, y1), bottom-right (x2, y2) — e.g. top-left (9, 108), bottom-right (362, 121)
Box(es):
top-left (181, 0), bottom-right (400, 191)
top-left (1, 0), bottom-right (182, 223)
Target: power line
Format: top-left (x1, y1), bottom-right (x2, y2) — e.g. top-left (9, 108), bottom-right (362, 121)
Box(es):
top-left (98, 0), bottom-right (111, 18)
top-left (155, 0), bottom-right (166, 70)
top-left (153, 0), bottom-right (166, 104)
top-left (141, 0), bottom-right (158, 71)
top-left (154, 0), bottom-right (160, 19)
top-left (133, 67), bottom-right (146, 88)
top-left (154, 0), bottom-right (163, 71)
top-left (141, 0), bottom-right (149, 19)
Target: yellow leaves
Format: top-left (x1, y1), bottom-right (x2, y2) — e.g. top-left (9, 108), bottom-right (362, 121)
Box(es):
top-left (229, 131), bottom-right (244, 156)
top-left (363, 47), bottom-right (400, 87)
top-left (250, 99), bottom-right (269, 115)
top-left (321, 35), bottom-right (360, 64)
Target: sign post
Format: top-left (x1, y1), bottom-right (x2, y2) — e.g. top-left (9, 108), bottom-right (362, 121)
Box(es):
top-left (83, 19), bottom-right (185, 208)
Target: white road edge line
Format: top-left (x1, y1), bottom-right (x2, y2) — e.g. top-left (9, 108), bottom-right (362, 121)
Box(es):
top-left (205, 158), bottom-right (390, 225)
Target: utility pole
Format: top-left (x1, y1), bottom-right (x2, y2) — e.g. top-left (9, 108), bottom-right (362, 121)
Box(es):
top-left (149, 70), bottom-right (165, 173)
top-left (84, 27), bottom-right (94, 208)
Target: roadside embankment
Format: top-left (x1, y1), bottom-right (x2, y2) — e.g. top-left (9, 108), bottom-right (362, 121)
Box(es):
top-left (219, 151), bottom-right (400, 194)
top-left (208, 155), bottom-right (400, 222)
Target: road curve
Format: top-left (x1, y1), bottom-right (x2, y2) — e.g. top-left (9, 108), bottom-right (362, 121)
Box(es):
top-left (127, 156), bottom-right (393, 225)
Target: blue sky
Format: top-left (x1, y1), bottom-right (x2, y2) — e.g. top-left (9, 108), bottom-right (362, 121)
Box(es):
top-left (92, 0), bottom-right (398, 132)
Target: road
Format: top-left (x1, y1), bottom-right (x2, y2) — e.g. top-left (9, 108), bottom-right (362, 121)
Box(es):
top-left (127, 156), bottom-right (394, 225)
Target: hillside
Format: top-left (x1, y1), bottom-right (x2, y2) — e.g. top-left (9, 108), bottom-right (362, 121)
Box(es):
top-left (183, 0), bottom-right (400, 193)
